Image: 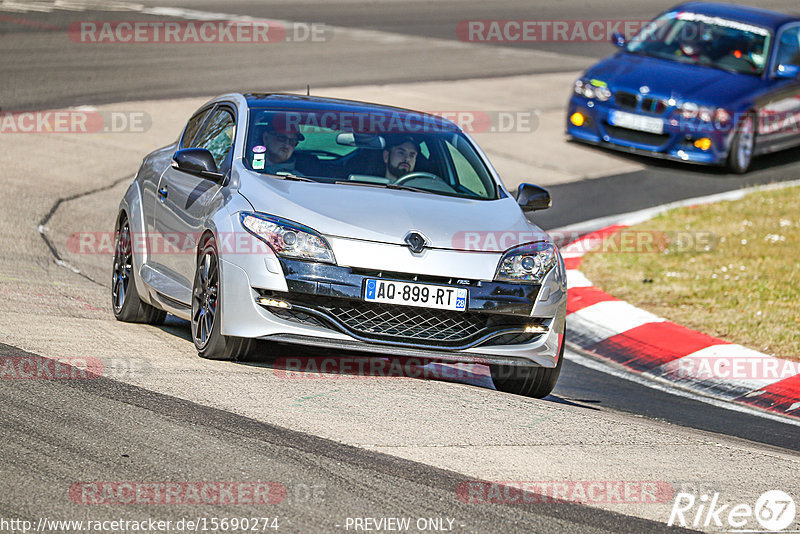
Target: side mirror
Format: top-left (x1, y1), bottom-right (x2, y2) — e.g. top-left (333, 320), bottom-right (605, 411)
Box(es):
top-left (173, 148), bottom-right (224, 182)
top-left (611, 32), bottom-right (626, 48)
top-left (516, 183), bottom-right (551, 212)
top-left (774, 64), bottom-right (800, 80)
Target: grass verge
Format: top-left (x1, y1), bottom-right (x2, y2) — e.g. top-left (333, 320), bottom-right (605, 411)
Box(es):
top-left (579, 184), bottom-right (799, 362)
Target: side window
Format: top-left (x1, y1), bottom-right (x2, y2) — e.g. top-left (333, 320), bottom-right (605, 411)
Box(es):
top-left (180, 108), bottom-right (211, 149)
top-left (775, 27), bottom-right (800, 69)
top-left (444, 138), bottom-right (489, 198)
top-left (193, 109), bottom-right (236, 169)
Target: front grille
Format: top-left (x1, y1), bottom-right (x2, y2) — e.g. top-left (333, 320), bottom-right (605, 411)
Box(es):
top-left (604, 124), bottom-right (670, 147)
top-left (482, 332), bottom-right (540, 346)
top-left (614, 91), bottom-right (638, 109)
top-left (641, 97), bottom-right (667, 115)
top-left (270, 308), bottom-right (327, 329)
top-left (261, 292), bottom-right (541, 349)
top-left (613, 92), bottom-right (668, 115)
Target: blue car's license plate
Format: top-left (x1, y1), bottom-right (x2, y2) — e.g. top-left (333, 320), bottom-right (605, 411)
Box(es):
top-left (363, 279), bottom-right (468, 312)
top-left (608, 110), bottom-right (664, 134)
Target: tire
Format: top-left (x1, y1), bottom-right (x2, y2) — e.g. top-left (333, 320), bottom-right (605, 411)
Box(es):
top-left (727, 112), bottom-right (755, 174)
top-left (191, 237), bottom-right (256, 361)
top-left (490, 333), bottom-right (565, 399)
top-left (112, 215), bottom-right (167, 325)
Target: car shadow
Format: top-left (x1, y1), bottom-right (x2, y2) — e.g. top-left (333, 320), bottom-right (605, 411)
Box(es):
top-left (154, 315), bottom-right (594, 401)
top-left (566, 138), bottom-right (800, 177)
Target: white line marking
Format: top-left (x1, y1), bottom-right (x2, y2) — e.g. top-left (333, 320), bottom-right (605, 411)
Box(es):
top-left (565, 270), bottom-right (592, 289)
top-left (653, 344), bottom-right (799, 393)
top-left (568, 300), bottom-right (664, 345)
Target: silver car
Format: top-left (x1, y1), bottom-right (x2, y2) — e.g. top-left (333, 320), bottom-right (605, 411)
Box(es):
top-left (113, 93), bottom-right (567, 398)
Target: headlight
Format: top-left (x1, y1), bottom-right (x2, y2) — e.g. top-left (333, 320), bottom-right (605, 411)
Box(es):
top-left (495, 241), bottom-right (557, 283)
top-left (714, 108), bottom-right (731, 125)
top-left (680, 102), bottom-right (715, 122)
top-left (574, 78), bottom-right (595, 99)
top-left (594, 85), bottom-right (612, 101)
top-left (240, 212), bottom-right (336, 264)
top-left (574, 78), bottom-right (611, 101)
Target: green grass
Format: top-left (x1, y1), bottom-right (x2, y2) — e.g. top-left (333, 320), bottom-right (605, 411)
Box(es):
top-left (579, 184), bottom-right (800, 362)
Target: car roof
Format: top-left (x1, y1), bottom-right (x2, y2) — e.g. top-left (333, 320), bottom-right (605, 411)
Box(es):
top-left (241, 93), bottom-right (461, 132)
top-left (669, 2), bottom-right (800, 31)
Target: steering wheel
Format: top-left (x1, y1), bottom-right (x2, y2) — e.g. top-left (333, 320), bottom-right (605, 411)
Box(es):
top-left (394, 172), bottom-right (444, 185)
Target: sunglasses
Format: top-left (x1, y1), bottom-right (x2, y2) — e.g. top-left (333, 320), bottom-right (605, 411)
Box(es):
top-left (270, 133), bottom-right (300, 146)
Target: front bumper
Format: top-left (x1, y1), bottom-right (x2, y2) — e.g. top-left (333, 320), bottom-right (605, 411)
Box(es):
top-left (566, 95), bottom-right (732, 166)
top-left (219, 256), bottom-right (566, 368)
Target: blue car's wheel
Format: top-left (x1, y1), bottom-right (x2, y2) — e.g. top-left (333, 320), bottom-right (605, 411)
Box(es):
top-left (728, 113), bottom-right (755, 174)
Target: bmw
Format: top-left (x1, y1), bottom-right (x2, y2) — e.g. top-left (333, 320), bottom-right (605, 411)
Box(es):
top-left (567, 2), bottom-right (800, 173)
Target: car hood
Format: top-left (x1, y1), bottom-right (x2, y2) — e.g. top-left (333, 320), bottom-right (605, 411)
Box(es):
top-left (587, 53), bottom-right (765, 107)
top-left (237, 172), bottom-right (549, 252)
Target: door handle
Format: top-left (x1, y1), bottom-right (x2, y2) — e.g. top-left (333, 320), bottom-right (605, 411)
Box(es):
top-left (158, 185), bottom-right (168, 202)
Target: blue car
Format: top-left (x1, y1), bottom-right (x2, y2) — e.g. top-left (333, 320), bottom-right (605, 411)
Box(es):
top-left (566, 2), bottom-right (800, 173)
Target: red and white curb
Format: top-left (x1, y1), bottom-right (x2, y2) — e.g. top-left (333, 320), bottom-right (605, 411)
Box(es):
top-left (557, 185), bottom-right (800, 422)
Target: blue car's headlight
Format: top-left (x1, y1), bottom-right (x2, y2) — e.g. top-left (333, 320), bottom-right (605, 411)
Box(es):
top-left (495, 241), bottom-right (557, 283)
top-left (574, 78), bottom-right (611, 101)
top-left (240, 212), bottom-right (336, 264)
top-left (680, 102), bottom-right (715, 122)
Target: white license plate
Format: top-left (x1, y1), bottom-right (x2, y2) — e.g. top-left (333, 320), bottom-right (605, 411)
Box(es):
top-left (363, 279), bottom-right (468, 312)
top-left (609, 110), bottom-right (664, 134)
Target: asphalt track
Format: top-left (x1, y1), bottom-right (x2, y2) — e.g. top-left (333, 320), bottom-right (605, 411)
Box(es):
top-left (1, 1), bottom-right (799, 532)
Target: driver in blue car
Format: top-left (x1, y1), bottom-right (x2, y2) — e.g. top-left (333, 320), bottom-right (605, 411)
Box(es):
top-left (383, 136), bottom-right (419, 182)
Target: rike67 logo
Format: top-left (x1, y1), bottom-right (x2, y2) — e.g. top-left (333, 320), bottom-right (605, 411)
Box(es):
top-left (668, 490), bottom-right (796, 531)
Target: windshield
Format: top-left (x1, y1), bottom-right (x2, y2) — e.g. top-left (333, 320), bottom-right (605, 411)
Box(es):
top-left (626, 11), bottom-right (772, 76)
top-left (243, 108), bottom-right (499, 200)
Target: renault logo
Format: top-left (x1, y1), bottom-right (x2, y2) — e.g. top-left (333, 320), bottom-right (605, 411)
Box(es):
top-left (404, 231), bottom-right (427, 254)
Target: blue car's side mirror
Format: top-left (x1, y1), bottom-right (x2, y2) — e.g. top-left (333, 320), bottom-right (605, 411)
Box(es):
top-left (775, 64), bottom-right (800, 79)
top-left (611, 32), bottom-right (626, 48)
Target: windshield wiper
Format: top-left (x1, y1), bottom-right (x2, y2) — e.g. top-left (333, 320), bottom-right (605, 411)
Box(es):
top-left (271, 172), bottom-right (315, 182)
top-left (333, 180), bottom-right (435, 195)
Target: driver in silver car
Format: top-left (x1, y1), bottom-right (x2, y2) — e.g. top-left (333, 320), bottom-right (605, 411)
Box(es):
top-left (259, 122), bottom-right (305, 174)
top-left (383, 136), bottom-right (419, 182)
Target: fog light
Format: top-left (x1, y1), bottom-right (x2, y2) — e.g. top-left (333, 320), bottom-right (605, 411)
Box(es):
top-left (257, 297), bottom-right (291, 309)
top-left (694, 138), bottom-right (712, 151)
top-left (524, 324), bottom-right (548, 334)
top-left (570, 112), bottom-right (585, 127)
